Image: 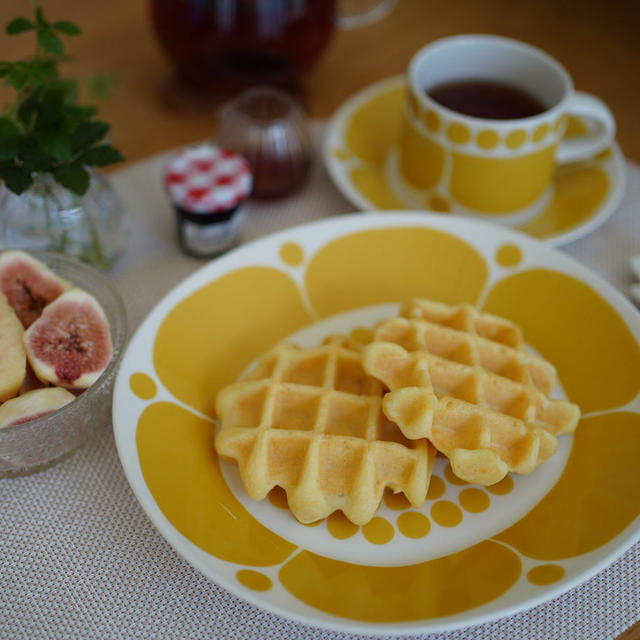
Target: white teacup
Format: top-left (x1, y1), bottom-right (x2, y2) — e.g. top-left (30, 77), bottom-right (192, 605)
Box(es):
top-left (397, 35), bottom-right (615, 219)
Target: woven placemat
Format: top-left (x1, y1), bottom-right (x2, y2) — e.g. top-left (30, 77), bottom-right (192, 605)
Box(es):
top-left (1, 127), bottom-right (639, 640)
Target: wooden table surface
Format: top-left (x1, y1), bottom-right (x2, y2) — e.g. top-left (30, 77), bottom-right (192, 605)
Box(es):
top-left (1, 0), bottom-right (639, 167)
top-left (1, 1), bottom-right (639, 638)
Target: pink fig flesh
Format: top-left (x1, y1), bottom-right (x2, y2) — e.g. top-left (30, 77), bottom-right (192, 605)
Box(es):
top-left (0, 387), bottom-right (75, 428)
top-left (24, 289), bottom-right (113, 389)
top-left (0, 251), bottom-right (70, 328)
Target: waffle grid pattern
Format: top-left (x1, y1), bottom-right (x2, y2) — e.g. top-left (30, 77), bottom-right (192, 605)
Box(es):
top-left (363, 299), bottom-right (580, 485)
top-left (215, 339), bottom-right (434, 525)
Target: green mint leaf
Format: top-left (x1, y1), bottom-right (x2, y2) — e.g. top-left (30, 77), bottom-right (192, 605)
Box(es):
top-left (0, 140), bottom-right (19, 162)
top-left (0, 118), bottom-right (21, 161)
top-left (84, 73), bottom-right (118, 101)
top-left (17, 87), bottom-right (41, 125)
top-left (38, 29), bottom-right (64, 55)
top-left (70, 121), bottom-right (109, 152)
top-left (61, 104), bottom-right (99, 131)
top-left (18, 140), bottom-right (55, 173)
top-left (53, 161), bottom-right (89, 195)
top-left (7, 63), bottom-right (30, 90)
top-left (0, 163), bottom-right (33, 194)
top-left (60, 77), bottom-right (78, 103)
top-left (80, 144), bottom-right (124, 167)
top-left (34, 84), bottom-right (67, 128)
top-left (0, 116), bottom-right (20, 138)
top-left (52, 20), bottom-right (81, 36)
top-left (6, 17), bottom-right (35, 35)
top-left (28, 59), bottom-right (59, 85)
top-left (35, 130), bottom-right (72, 161)
top-left (35, 7), bottom-right (47, 28)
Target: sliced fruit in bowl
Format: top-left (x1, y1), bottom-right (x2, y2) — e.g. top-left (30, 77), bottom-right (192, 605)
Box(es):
top-left (0, 250), bottom-right (71, 328)
top-left (0, 250), bottom-right (126, 475)
top-left (24, 289), bottom-right (113, 389)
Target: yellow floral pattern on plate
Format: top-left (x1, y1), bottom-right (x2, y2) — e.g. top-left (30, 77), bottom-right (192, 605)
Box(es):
top-left (153, 266), bottom-right (312, 416)
top-left (129, 221), bottom-right (640, 625)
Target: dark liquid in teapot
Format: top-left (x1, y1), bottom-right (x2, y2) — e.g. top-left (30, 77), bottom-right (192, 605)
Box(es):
top-left (150, 0), bottom-right (337, 89)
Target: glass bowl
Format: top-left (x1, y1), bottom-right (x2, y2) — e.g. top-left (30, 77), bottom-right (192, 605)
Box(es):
top-left (0, 251), bottom-right (127, 476)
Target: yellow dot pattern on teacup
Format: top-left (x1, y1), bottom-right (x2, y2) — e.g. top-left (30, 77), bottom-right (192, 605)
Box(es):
top-left (280, 242), bottom-right (304, 267)
top-left (129, 373), bottom-right (157, 400)
top-left (444, 462), bottom-right (468, 486)
top-left (527, 564), bottom-right (565, 585)
top-left (426, 475), bottom-right (445, 500)
top-left (424, 110), bottom-right (441, 133)
top-left (362, 517), bottom-right (395, 544)
top-left (495, 244), bottom-right (523, 267)
top-left (532, 124), bottom-right (551, 143)
top-left (384, 490), bottom-right (412, 511)
top-left (397, 512), bottom-right (431, 538)
top-left (505, 129), bottom-right (527, 150)
top-left (431, 501), bottom-right (463, 527)
top-left (327, 511), bottom-right (359, 539)
top-left (476, 129), bottom-right (500, 150)
top-left (554, 115), bottom-right (568, 132)
top-left (487, 475), bottom-right (515, 495)
top-left (236, 569), bottom-right (273, 591)
top-left (408, 92), bottom-right (421, 119)
top-left (458, 488), bottom-right (491, 513)
top-left (428, 194), bottom-right (451, 213)
top-left (268, 487), bottom-right (289, 510)
top-left (447, 122), bottom-right (471, 145)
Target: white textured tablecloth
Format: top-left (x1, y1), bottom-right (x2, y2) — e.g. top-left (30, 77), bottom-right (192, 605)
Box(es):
top-left (2, 125), bottom-right (639, 640)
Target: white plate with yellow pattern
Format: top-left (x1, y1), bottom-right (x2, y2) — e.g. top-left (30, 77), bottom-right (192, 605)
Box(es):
top-left (323, 76), bottom-right (625, 246)
top-left (113, 212), bottom-right (640, 635)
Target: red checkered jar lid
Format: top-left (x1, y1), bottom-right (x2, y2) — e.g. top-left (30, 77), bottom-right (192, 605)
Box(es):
top-left (164, 144), bottom-right (252, 213)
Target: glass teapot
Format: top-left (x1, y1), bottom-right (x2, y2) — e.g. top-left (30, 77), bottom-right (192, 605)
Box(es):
top-left (150, 0), bottom-right (395, 90)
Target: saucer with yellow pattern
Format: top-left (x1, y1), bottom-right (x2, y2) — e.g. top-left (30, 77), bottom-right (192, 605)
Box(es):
top-left (113, 212), bottom-right (640, 634)
top-left (323, 76), bottom-right (625, 246)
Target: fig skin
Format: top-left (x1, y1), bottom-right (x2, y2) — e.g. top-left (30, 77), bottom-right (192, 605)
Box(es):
top-left (0, 291), bottom-right (27, 402)
top-left (24, 289), bottom-right (113, 389)
top-left (0, 387), bottom-right (75, 428)
top-left (0, 250), bottom-right (71, 328)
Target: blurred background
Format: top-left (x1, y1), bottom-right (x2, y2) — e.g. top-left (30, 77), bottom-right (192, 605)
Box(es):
top-left (1, 0), bottom-right (639, 165)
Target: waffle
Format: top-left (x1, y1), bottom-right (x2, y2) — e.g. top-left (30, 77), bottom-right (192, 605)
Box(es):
top-left (215, 336), bottom-right (435, 525)
top-left (362, 299), bottom-right (580, 485)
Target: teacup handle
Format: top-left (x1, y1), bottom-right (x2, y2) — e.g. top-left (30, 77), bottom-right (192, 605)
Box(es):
top-left (555, 91), bottom-right (616, 165)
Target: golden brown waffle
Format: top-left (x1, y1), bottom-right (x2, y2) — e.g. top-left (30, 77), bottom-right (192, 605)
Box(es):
top-left (362, 299), bottom-right (580, 485)
top-left (215, 336), bottom-right (435, 525)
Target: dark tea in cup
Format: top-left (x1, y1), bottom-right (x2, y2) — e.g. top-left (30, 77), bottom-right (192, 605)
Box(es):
top-left (427, 79), bottom-right (547, 120)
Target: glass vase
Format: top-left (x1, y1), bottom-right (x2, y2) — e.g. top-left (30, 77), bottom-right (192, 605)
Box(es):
top-left (0, 170), bottom-right (128, 269)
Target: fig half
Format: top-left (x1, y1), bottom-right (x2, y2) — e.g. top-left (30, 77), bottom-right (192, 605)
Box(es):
top-left (24, 289), bottom-right (113, 389)
top-left (0, 387), bottom-right (75, 428)
top-left (0, 250), bottom-right (71, 328)
top-left (0, 291), bottom-right (27, 402)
